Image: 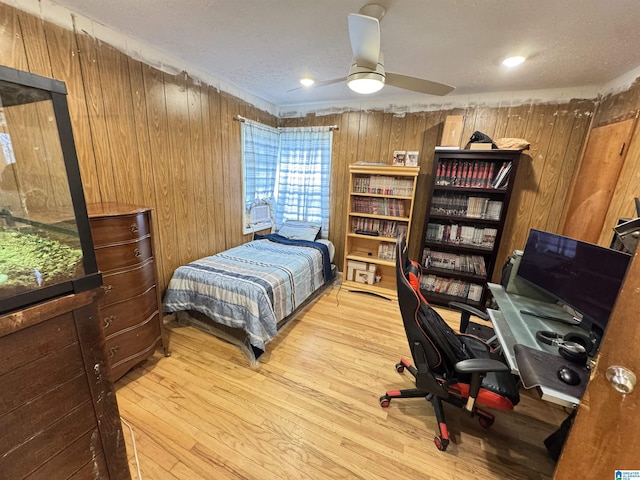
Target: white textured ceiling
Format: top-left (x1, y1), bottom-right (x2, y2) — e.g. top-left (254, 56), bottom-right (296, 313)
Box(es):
top-left (48, 0), bottom-right (640, 109)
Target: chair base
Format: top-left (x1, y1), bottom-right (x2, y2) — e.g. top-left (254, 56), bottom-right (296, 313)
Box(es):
top-left (379, 358), bottom-right (496, 451)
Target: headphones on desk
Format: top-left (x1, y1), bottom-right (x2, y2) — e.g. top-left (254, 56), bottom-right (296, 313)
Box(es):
top-left (535, 330), bottom-right (593, 365)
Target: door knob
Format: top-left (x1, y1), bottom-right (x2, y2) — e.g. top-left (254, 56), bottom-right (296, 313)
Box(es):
top-left (605, 366), bottom-right (636, 394)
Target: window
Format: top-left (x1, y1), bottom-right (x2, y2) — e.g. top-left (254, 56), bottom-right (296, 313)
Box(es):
top-left (241, 121), bottom-right (279, 234)
top-left (241, 121), bottom-right (333, 237)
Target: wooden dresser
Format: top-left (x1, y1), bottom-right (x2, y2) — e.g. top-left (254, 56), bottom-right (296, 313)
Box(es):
top-left (87, 202), bottom-right (169, 381)
top-left (0, 290), bottom-right (131, 479)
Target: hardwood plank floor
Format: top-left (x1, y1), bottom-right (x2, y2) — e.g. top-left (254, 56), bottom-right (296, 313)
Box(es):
top-left (115, 284), bottom-right (566, 479)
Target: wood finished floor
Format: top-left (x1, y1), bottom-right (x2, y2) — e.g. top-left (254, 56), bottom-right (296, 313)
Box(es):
top-left (115, 284), bottom-right (566, 479)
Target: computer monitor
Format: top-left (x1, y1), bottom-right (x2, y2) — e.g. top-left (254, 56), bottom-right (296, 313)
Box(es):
top-left (517, 229), bottom-right (631, 336)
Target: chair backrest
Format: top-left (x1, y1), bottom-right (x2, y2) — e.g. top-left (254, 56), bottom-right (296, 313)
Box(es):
top-left (395, 236), bottom-right (470, 378)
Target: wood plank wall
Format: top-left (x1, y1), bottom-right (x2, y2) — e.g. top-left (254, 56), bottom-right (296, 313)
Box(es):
top-left (591, 80), bottom-right (640, 246)
top-left (281, 100), bottom-right (595, 280)
top-left (2, 2), bottom-right (639, 295)
top-left (0, 3), bottom-right (277, 293)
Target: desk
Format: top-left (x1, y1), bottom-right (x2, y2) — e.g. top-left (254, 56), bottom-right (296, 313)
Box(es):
top-left (487, 283), bottom-right (590, 407)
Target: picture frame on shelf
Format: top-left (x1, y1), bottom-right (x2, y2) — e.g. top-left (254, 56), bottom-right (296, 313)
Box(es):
top-left (392, 150), bottom-right (406, 165)
top-left (406, 151), bottom-right (419, 166)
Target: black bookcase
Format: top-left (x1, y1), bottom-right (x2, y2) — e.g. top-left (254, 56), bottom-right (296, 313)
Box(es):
top-left (418, 149), bottom-right (521, 308)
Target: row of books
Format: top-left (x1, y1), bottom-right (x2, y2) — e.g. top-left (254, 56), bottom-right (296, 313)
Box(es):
top-left (353, 175), bottom-right (414, 196)
top-left (378, 242), bottom-right (396, 261)
top-left (435, 160), bottom-right (512, 189)
top-left (425, 223), bottom-right (497, 248)
top-left (430, 193), bottom-right (503, 220)
top-left (422, 248), bottom-right (487, 277)
top-left (419, 275), bottom-right (484, 302)
top-left (351, 218), bottom-right (408, 238)
top-left (352, 197), bottom-right (406, 217)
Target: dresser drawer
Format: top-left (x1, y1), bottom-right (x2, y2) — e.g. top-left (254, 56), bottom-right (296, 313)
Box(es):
top-left (95, 235), bottom-right (153, 272)
top-left (90, 211), bottom-right (151, 246)
top-left (104, 315), bottom-right (161, 371)
top-left (100, 287), bottom-right (159, 338)
top-left (99, 259), bottom-right (156, 307)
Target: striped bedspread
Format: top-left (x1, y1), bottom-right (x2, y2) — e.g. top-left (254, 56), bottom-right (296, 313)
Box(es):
top-left (162, 234), bottom-right (333, 357)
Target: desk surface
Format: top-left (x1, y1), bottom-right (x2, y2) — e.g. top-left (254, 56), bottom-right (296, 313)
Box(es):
top-left (487, 283), bottom-right (590, 407)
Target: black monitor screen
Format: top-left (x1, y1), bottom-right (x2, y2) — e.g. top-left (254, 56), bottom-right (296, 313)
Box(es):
top-left (517, 229), bottom-right (631, 332)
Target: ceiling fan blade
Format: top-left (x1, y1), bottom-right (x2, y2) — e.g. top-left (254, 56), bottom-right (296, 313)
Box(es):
top-left (348, 13), bottom-right (380, 69)
top-left (287, 77), bottom-right (347, 93)
top-left (385, 72), bottom-right (455, 96)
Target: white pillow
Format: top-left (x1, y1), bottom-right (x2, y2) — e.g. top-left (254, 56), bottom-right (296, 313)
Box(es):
top-left (278, 220), bottom-right (321, 242)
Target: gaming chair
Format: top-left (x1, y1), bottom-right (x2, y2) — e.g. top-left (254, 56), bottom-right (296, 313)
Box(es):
top-left (379, 236), bottom-right (520, 451)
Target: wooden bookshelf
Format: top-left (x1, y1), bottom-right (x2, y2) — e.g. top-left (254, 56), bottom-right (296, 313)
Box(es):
top-left (342, 164), bottom-right (420, 300)
top-left (419, 149), bottom-right (521, 308)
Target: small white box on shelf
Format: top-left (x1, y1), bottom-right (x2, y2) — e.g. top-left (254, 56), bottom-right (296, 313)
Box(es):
top-left (354, 269), bottom-right (375, 285)
top-left (347, 260), bottom-right (369, 281)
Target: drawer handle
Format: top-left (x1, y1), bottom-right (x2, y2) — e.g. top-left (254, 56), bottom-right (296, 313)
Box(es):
top-left (108, 345), bottom-right (120, 358)
top-left (134, 248), bottom-right (141, 258)
top-left (103, 315), bottom-right (116, 328)
top-left (102, 284), bottom-right (113, 293)
top-left (131, 223), bottom-right (139, 234)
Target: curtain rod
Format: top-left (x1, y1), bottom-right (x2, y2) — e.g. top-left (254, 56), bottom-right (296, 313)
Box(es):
top-left (234, 114), bottom-right (339, 131)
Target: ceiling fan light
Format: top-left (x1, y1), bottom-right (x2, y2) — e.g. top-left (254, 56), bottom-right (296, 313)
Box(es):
top-left (299, 77), bottom-right (315, 87)
top-left (347, 72), bottom-right (385, 94)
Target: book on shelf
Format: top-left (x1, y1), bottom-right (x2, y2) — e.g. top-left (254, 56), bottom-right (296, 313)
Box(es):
top-left (435, 159), bottom-right (495, 188)
top-left (419, 274), bottom-right (483, 302)
top-left (491, 162), bottom-right (512, 188)
top-left (422, 248), bottom-right (487, 277)
top-left (425, 223), bottom-right (497, 248)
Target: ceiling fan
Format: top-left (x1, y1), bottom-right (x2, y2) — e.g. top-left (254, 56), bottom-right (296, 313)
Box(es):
top-left (293, 4), bottom-right (455, 96)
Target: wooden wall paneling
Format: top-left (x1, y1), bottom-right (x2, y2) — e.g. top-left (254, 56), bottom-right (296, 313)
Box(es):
top-left (527, 106), bottom-right (578, 233)
top-left (492, 106), bottom-right (512, 140)
top-left (45, 22), bottom-right (101, 204)
top-left (143, 63), bottom-right (176, 290)
top-left (502, 104), bottom-right (532, 139)
top-left (187, 79), bottom-right (209, 260)
top-left (385, 113), bottom-right (407, 164)
top-left (409, 110), bottom-right (444, 260)
top-left (76, 34), bottom-right (117, 202)
top-left (127, 57), bottom-right (157, 209)
top-left (491, 104), bottom-right (556, 279)
top-left (97, 43), bottom-right (144, 205)
top-left (325, 113), bottom-right (346, 260)
top-left (470, 106), bottom-right (499, 142)
top-left (219, 93), bottom-right (242, 249)
top-left (164, 72), bottom-right (198, 265)
top-left (336, 111), bottom-right (363, 269)
top-left (599, 122), bottom-right (640, 245)
top-left (0, 3), bottom-right (29, 70)
top-left (16, 10), bottom-right (52, 77)
top-left (459, 106), bottom-right (479, 147)
top-left (363, 110), bottom-right (384, 162)
top-left (378, 112), bottom-right (394, 163)
top-left (545, 101), bottom-right (593, 233)
top-left (205, 85), bottom-right (226, 256)
top-left (562, 117), bottom-right (636, 244)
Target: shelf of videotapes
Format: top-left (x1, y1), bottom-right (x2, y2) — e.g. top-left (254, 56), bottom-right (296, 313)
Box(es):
top-left (343, 164), bottom-right (420, 300)
top-left (419, 149), bottom-right (520, 308)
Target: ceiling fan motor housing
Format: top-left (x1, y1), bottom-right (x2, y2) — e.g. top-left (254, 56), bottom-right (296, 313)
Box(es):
top-left (347, 60), bottom-right (386, 93)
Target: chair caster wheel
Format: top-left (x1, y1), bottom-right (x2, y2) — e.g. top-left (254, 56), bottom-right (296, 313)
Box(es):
top-left (434, 435), bottom-right (448, 451)
top-left (479, 415), bottom-right (494, 428)
top-left (395, 362), bottom-right (405, 373)
top-left (379, 395), bottom-right (391, 408)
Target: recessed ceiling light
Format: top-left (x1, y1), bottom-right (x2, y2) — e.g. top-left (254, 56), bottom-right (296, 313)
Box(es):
top-left (299, 77), bottom-right (315, 87)
top-left (502, 56), bottom-right (526, 67)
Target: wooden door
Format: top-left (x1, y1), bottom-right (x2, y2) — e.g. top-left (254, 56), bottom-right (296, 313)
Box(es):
top-left (554, 248), bottom-right (640, 478)
top-left (562, 117), bottom-right (636, 244)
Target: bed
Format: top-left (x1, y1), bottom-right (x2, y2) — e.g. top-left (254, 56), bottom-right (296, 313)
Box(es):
top-left (162, 232), bottom-right (335, 364)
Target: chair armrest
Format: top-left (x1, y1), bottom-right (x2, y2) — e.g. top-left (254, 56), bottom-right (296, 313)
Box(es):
top-left (454, 358), bottom-right (510, 412)
top-left (454, 358), bottom-right (509, 374)
top-left (448, 301), bottom-right (489, 322)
